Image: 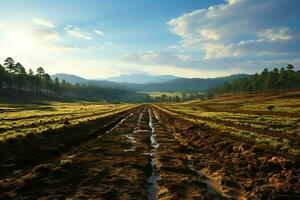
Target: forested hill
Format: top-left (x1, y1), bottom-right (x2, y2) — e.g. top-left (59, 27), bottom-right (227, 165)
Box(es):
top-left (0, 57), bottom-right (149, 102)
top-left (51, 73), bottom-right (248, 92)
top-left (51, 73), bottom-right (179, 84)
top-left (135, 74), bottom-right (248, 92)
top-left (51, 73), bottom-right (88, 84)
top-left (208, 64), bottom-right (300, 97)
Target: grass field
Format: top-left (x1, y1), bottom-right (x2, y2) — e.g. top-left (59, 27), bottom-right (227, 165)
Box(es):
top-left (156, 91), bottom-right (300, 155)
top-left (142, 91), bottom-right (203, 98)
top-left (0, 101), bottom-right (135, 142)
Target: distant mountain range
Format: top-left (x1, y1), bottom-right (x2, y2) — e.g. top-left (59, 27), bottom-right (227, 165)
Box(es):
top-left (106, 74), bottom-right (179, 84)
top-left (51, 73), bottom-right (248, 92)
top-left (52, 73), bottom-right (179, 84)
top-left (51, 74), bottom-right (88, 84)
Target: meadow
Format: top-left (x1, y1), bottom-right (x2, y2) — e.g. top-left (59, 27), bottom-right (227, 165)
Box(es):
top-left (143, 91), bottom-right (201, 98)
top-left (0, 101), bottom-right (134, 142)
top-left (155, 91), bottom-right (300, 155)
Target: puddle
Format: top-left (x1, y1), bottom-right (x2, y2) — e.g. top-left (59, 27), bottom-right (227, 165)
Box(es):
top-left (137, 111), bottom-right (143, 127)
top-left (142, 152), bottom-right (154, 156)
top-left (97, 112), bottom-right (133, 138)
top-left (148, 111), bottom-right (155, 133)
top-left (123, 111), bottom-right (142, 152)
top-left (150, 134), bottom-right (159, 149)
top-left (123, 146), bottom-right (135, 152)
top-left (125, 134), bottom-right (136, 143)
top-left (132, 111), bottom-right (144, 133)
top-left (123, 134), bottom-right (136, 152)
top-left (187, 156), bottom-right (233, 200)
top-left (153, 110), bottom-right (162, 124)
top-left (147, 109), bottom-right (159, 200)
top-left (148, 157), bottom-right (158, 200)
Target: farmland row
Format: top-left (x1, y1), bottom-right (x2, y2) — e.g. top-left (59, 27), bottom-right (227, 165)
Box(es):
top-left (152, 106), bottom-right (299, 199)
top-left (0, 104), bottom-right (133, 141)
top-left (156, 105), bottom-right (300, 155)
top-left (0, 105), bottom-right (234, 199)
top-left (0, 104), bottom-right (299, 199)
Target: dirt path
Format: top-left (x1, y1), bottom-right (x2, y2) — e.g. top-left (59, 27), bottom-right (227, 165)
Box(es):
top-left (0, 105), bottom-right (299, 199)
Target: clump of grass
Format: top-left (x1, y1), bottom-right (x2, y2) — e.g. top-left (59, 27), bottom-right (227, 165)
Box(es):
top-left (59, 159), bottom-right (72, 167)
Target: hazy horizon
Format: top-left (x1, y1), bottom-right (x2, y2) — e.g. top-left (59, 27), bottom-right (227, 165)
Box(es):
top-left (1, 0), bottom-right (299, 79)
top-left (51, 72), bottom-right (247, 81)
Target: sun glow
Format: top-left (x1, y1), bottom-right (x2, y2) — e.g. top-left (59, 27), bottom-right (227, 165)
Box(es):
top-left (1, 26), bottom-right (38, 55)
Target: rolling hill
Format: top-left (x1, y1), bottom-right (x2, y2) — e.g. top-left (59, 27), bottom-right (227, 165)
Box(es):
top-left (51, 73), bottom-right (248, 92)
top-left (51, 73), bottom-right (88, 84)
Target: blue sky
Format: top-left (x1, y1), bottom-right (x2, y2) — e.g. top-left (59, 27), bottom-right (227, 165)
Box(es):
top-left (0, 0), bottom-right (299, 78)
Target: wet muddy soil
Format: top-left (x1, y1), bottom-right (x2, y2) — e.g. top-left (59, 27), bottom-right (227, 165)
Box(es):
top-left (0, 105), bottom-right (299, 199)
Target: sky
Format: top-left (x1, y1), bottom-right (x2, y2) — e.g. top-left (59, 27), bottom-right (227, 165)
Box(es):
top-left (0, 0), bottom-right (299, 79)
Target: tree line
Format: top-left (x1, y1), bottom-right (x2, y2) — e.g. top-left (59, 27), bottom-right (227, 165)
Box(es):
top-left (0, 57), bottom-right (149, 102)
top-left (150, 93), bottom-right (205, 102)
top-left (207, 64), bottom-right (300, 97)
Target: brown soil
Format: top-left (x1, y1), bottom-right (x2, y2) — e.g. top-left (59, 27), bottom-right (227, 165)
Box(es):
top-left (161, 107), bottom-right (300, 144)
top-left (0, 105), bottom-right (299, 199)
top-left (154, 107), bottom-right (300, 199)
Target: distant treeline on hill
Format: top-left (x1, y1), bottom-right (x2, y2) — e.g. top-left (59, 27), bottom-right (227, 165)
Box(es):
top-left (0, 57), bottom-right (149, 102)
top-left (207, 64), bottom-right (300, 97)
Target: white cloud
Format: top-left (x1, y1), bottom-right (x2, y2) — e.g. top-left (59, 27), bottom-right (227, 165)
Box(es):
top-left (31, 29), bottom-right (61, 42)
top-left (118, 0), bottom-right (300, 77)
top-left (50, 44), bottom-right (79, 52)
top-left (33, 18), bottom-right (54, 28)
top-left (65, 25), bottom-right (92, 40)
top-left (120, 51), bottom-right (258, 78)
top-left (200, 29), bottom-right (220, 41)
top-left (88, 45), bottom-right (105, 50)
top-left (44, 32), bottom-right (61, 42)
top-left (141, 51), bottom-right (160, 61)
top-left (122, 51), bottom-right (160, 64)
top-left (94, 29), bottom-right (104, 36)
top-left (121, 51), bottom-right (200, 68)
top-left (120, 46), bottom-right (300, 76)
top-left (176, 54), bottom-right (193, 62)
top-left (167, 0), bottom-right (300, 60)
top-left (226, 0), bottom-right (242, 5)
top-left (29, 28), bottom-right (78, 52)
top-left (258, 27), bottom-right (292, 41)
top-left (168, 45), bottom-right (180, 49)
top-left (202, 43), bottom-right (239, 59)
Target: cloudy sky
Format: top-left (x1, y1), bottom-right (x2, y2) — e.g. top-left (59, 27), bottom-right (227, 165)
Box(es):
top-left (0, 0), bottom-right (299, 79)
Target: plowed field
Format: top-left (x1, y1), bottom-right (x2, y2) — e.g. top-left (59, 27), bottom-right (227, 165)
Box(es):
top-left (0, 101), bottom-right (299, 199)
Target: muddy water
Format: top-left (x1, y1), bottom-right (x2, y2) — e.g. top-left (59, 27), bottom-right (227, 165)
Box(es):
top-left (123, 111), bottom-right (142, 152)
top-left (152, 110), bottom-right (161, 123)
top-left (187, 155), bottom-right (227, 199)
top-left (123, 134), bottom-right (136, 152)
top-left (97, 112), bottom-right (134, 139)
top-left (147, 109), bottom-right (159, 200)
top-left (105, 112), bottom-right (134, 134)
